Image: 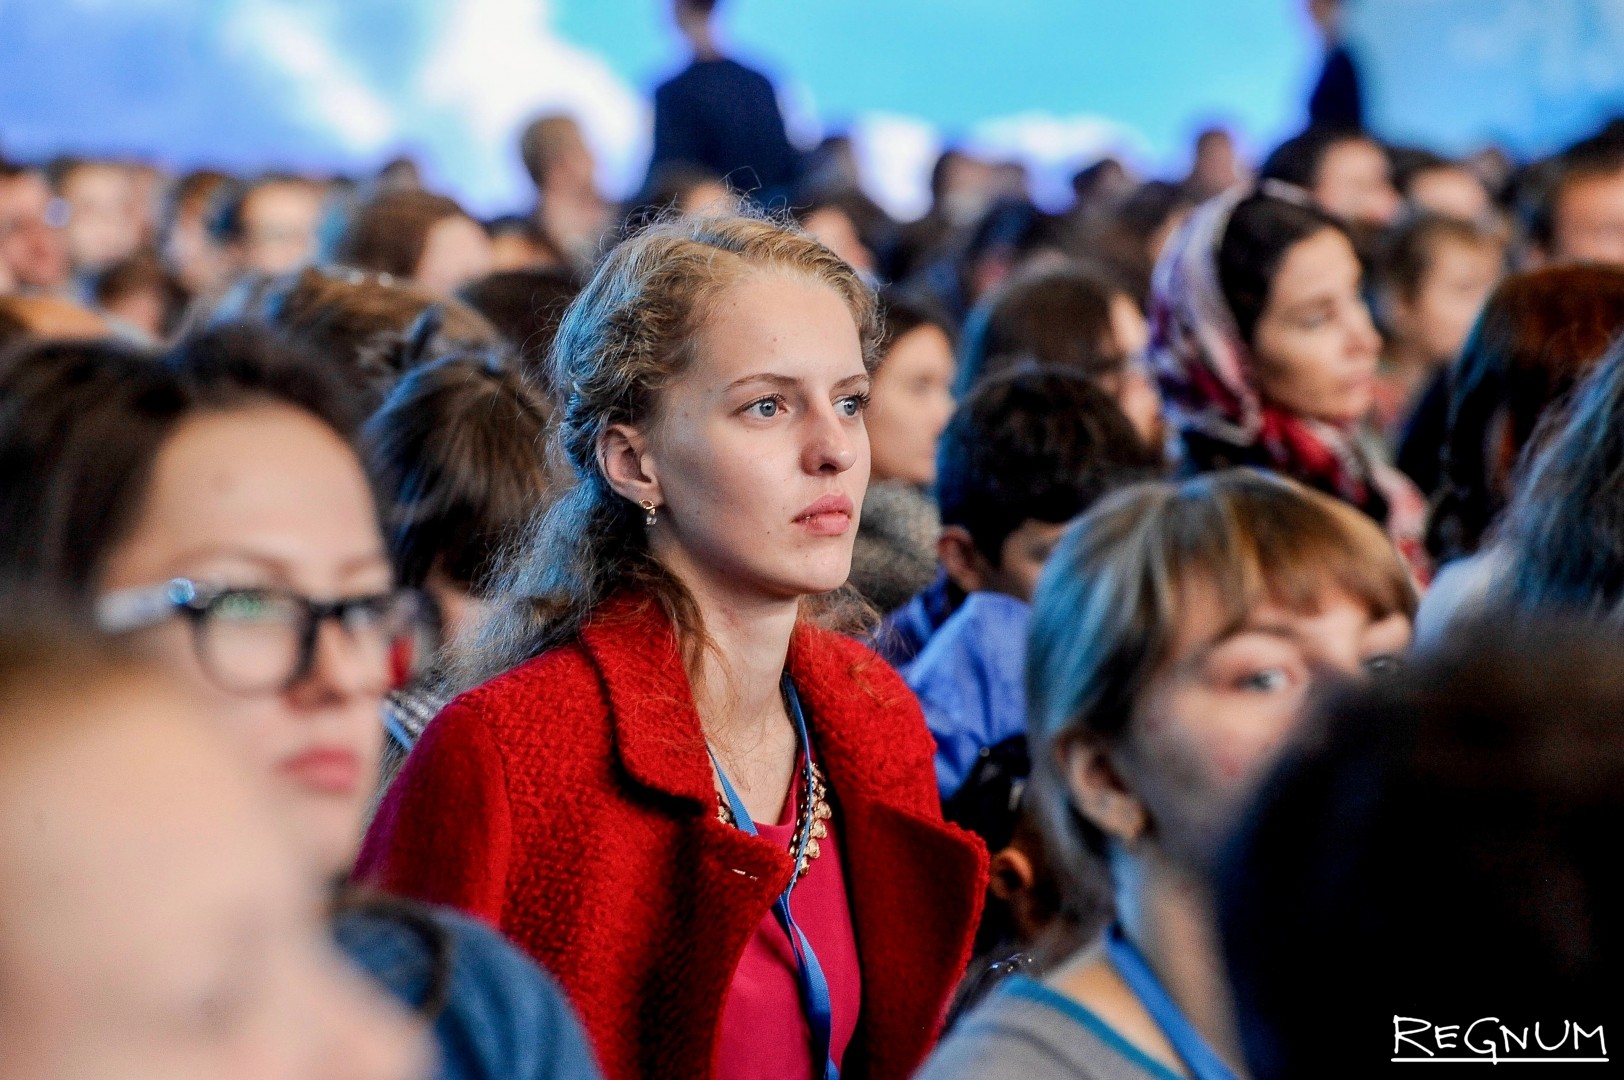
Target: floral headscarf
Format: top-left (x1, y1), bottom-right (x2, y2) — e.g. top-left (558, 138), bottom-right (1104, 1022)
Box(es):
top-left (1147, 185), bottom-right (1431, 582)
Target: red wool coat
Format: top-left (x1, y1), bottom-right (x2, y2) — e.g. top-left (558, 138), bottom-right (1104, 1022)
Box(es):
top-left (356, 593), bottom-right (988, 1080)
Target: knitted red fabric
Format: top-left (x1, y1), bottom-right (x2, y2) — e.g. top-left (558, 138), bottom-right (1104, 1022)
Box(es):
top-left (356, 592), bottom-right (988, 1080)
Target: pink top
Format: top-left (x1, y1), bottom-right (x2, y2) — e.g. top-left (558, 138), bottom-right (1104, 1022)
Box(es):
top-left (714, 792), bottom-right (862, 1080)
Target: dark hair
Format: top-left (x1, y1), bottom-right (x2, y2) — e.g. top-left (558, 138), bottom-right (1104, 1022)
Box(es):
top-left (1081, 180), bottom-right (1200, 306)
top-left (363, 354), bottom-right (553, 595)
top-left (1525, 136), bottom-right (1624, 251)
top-left (957, 263), bottom-right (1131, 395)
top-left (876, 286), bottom-right (956, 358)
top-left (1499, 337), bottom-right (1624, 614)
top-left (1217, 191), bottom-right (1348, 345)
top-left (336, 190), bottom-right (475, 282)
top-left (1220, 621), bottom-right (1623, 1077)
top-left (94, 248), bottom-right (191, 338)
top-left (936, 365), bottom-right (1162, 564)
top-left (1375, 213), bottom-right (1498, 307)
top-left (0, 325), bottom-right (361, 599)
top-left (1428, 265), bottom-right (1624, 562)
top-left (458, 268), bottom-right (582, 391)
top-left (1259, 128), bottom-right (1381, 192)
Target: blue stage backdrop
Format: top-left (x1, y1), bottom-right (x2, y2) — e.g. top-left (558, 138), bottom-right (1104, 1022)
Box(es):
top-left (1, 0), bottom-right (1622, 218)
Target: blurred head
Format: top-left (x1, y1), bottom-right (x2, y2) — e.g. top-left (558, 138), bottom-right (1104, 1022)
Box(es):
top-left (364, 354), bottom-right (553, 651)
top-left (165, 170), bottom-right (234, 296)
top-left (1187, 127), bottom-right (1246, 199)
top-left (961, 262), bottom-right (1164, 443)
top-left (1261, 130), bottom-right (1400, 228)
top-left (1376, 214), bottom-right (1504, 366)
top-left (1217, 191), bottom-right (1381, 424)
top-left (54, 159), bottom-right (142, 275)
top-left (473, 213), bottom-right (879, 681)
top-left (96, 248), bottom-right (191, 342)
top-left (0, 626), bottom-right (427, 1080)
top-left (0, 165), bottom-right (72, 292)
top-left (1392, 150), bottom-right (1493, 223)
top-left (935, 365), bottom-right (1163, 602)
top-left (626, 166), bottom-right (735, 233)
top-left (1026, 471), bottom-right (1415, 902)
top-left (1428, 265), bottom-right (1624, 561)
top-left (337, 191), bottom-right (493, 298)
top-left (457, 266), bottom-right (582, 389)
top-left (1529, 142), bottom-right (1624, 267)
top-left (217, 178), bottom-right (326, 279)
top-left (0, 329), bottom-right (426, 880)
top-left (800, 199), bottom-right (876, 278)
top-left (1222, 622), bottom-right (1623, 1078)
top-left (519, 114), bottom-right (597, 197)
top-left (866, 289), bottom-right (956, 486)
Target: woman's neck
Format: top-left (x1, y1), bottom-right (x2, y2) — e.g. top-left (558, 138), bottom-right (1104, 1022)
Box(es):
top-left (1117, 850), bottom-right (1248, 1076)
top-left (660, 549), bottom-right (802, 822)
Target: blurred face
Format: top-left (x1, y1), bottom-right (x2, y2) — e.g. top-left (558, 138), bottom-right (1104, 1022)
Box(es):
top-left (414, 215), bottom-right (493, 297)
top-left (238, 183), bottom-right (323, 277)
top-left (0, 171), bottom-right (72, 291)
top-left (1313, 139), bottom-right (1400, 228)
top-left (1097, 583), bottom-right (1411, 870)
top-left (984, 518), bottom-right (1070, 603)
top-left (0, 682), bottom-right (426, 1080)
top-left (1099, 294), bottom-right (1166, 446)
top-left (98, 405), bottom-right (393, 879)
top-left (62, 164), bottom-right (141, 274)
top-left (1251, 228), bottom-right (1382, 424)
top-left (1391, 238), bottom-right (1501, 365)
top-left (168, 206), bottom-right (232, 296)
top-left (866, 324), bottom-right (955, 485)
top-left (804, 207), bottom-right (875, 277)
top-left (1552, 168), bottom-right (1624, 266)
top-left (620, 273), bottom-right (871, 604)
top-left (1407, 165), bottom-right (1492, 224)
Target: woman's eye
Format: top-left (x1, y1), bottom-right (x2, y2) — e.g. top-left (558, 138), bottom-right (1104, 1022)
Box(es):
top-left (1238, 668), bottom-right (1291, 693)
top-left (837, 393), bottom-right (869, 417)
top-left (1362, 653), bottom-right (1402, 678)
top-left (746, 396), bottom-right (784, 419)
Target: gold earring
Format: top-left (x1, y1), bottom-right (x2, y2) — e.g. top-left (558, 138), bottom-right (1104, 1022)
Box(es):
top-left (640, 499), bottom-right (658, 527)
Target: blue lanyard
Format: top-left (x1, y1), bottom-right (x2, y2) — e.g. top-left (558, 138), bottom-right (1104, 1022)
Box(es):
top-left (709, 675), bottom-right (840, 1080)
top-left (1105, 924), bottom-right (1240, 1080)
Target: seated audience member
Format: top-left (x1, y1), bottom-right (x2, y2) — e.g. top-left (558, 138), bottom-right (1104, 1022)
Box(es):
top-left (0, 622), bottom-right (430, 1080)
top-left (1258, 128), bottom-right (1400, 229)
top-left (1524, 136), bottom-right (1624, 267)
top-left (363, 354), bottom-right (555, 800)
top-left (486, 215), bottom-right (569, 273)
top-left (848, 289), bottom-right (957, 614)
top-left (1418, 265), bottom-right (1624, 569)
top-left (797, 193), bottom-right (878, 280)
top-left (163, 168), bottom-right (234, 299)
top-left (0, 163), bottom-right (73, 295)
top-left (0, 294), bottom-right (110, 352)
top-left (899, 366), bottom-right (1162, 808)
top-left (1182, 127), bottom-right (1248, 202)
top-left (240, 266), bottom-right (504, 428)
top-left (52, 157), bottom-right (143, 279)
top-left (338, 191), bottom-right (495, 299)
top-left (458, 266), bottom-right (582, 389)
top-left (622, 164), bottom-right (735, 234)
top-left (1390, 147), bottom-right (1495, 224)
top-left (921, 196), bottom-right (1068, 321)
top-left (1221, 623), bottom-right (1621, 1079)
top-left (0, 332), bottom-right (604, 1080)
top-left (892, 149), bottom-right (994, 284)
top-left (518, 114), bottom-right (613, 271)
top-left (958, 261), bottom-right (1164, 445)
top-left (212, 175), bottom-right (328, 280)
top-left (95, 247), bottom-right (189, 342)
top-left (359, 214), bottom-right (986, 1080)
top-left (1150, 186), bottom-right (1429, 578)
top-left (918, 469), bottom-right (1416, 1080)
top-left (1370, 214), bottom-right (1502, 441)
top-left (1076, 180), bottom-right (1199, 308)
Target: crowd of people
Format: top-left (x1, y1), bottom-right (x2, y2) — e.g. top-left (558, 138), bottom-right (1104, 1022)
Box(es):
top-left (2, 0), bottom-right (1623, 1076)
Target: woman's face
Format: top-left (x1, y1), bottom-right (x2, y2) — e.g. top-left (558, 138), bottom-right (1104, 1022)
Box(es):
top-left (866, 323), bottom-right (955, 486)
top-left (1110, 582), bottom-right (1411, 870)
top-left (0, 681), bottom-right (426, 1080)
top-left (415, 215), bottom-right (494, 298)
top-left (1250, 228), bottom-right (1382, 425)
top-left (627, 272), bottom-right (872, 604)
top-left (1313, 139), bottom-right (1400, 228)
top-left (98, 405), bottom-right (394, 880)
top-left (1393, 238), bottom-right (1501, 365)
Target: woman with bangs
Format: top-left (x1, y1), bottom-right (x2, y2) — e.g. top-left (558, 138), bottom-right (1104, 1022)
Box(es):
top-left (919, 469), bottom-right (1414, 1080)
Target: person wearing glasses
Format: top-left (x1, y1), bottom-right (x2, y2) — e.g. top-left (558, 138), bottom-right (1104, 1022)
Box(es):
top-left (357, 214), bottom-right (988, 1080)
top-left (0, 328), bottom-right (602, 1080)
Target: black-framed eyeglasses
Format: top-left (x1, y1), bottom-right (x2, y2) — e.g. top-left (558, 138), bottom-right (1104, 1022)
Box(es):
top-left (96, 578), bottom-right (437, 695)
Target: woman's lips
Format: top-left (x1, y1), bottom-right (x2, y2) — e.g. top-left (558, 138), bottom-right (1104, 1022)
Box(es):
top-left (279, 747), bottom-right (363, 796)
top-left (794, 494), bottom-right (855, 536)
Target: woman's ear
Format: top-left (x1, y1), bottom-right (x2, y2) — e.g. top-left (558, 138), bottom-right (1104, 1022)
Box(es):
top-left (1060, 736), bottom-right (1147, 844)
top-left (597, 423), bottom-right (662, 509)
